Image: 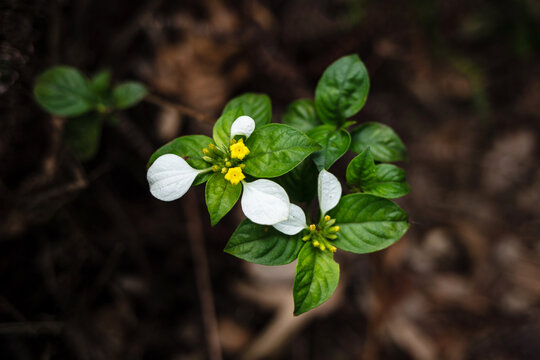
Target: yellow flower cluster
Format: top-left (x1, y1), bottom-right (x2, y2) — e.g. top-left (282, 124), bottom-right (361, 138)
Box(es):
top-left (224, 167), bottom-right (245, 185)
top-left (230, 139), bottom-right (250, 160)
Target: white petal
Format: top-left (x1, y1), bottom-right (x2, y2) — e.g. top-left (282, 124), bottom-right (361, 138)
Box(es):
top-left (273, 203), bottom-right (307, 235)
top-left (241, 180), bottom-right (290, 225)
top-left (147, 154), bottom-right (200, 201)
top-left (318, 169), bottom-right (342, 214)
top-left (230, 115), bottom-right (255, 139)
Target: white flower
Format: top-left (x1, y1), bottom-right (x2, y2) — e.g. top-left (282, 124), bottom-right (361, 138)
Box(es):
top-left (147, 154), bottom-right (203, 201)
top-left (272, 169), bottom-right (342, 235)
top-left (241, 179), bottom-right (290, 225)
top-left (230, 115), bottom-right (255, 139)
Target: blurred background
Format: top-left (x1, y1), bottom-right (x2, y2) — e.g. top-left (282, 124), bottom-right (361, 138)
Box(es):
top-left (1, 0), bottom-right (540, 359)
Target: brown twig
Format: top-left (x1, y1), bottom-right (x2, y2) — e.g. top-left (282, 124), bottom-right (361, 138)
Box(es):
top-left (145, 94), bottom-right (216, 125)
top-left (183, 191), bottom-right (223, 360)
top-left (0, 321), bottom-right (64, 336)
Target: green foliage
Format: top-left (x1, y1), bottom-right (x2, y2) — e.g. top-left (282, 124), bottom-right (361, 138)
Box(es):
top-left (350, 122), bottom-right (407, 162)
top-left (244, 124), bottom-right (321, 178)
top-left (225, 220), bottom-right (304, 265)
top-left (315, 54), bottom-right (370, 126)
top-left (329, 194), bottom-right (409, 253)
top-left (34, 66), bottom-right (148, 161)
top-left (34, 66), bottom-right (96, 117)
top-left (282, 99), bottom-right (321, 132)
top-left (307, 125), bottom-right (351, 170)
top-left (223, 93), bottom-right (272, 127)
top-left (206, 174), bottom-right (242, 226)
top-left (112, 82), bottom-right (148, 109)
top-left (293, 244), bottom-right (340, 315)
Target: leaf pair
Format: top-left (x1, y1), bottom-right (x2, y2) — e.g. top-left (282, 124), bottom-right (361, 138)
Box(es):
top-left (34, 66), bottom-right (147, 160)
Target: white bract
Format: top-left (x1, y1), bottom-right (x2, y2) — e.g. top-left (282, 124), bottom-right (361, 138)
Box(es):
top-left (147, 115), bottom-right (290, 225)
top-left (273, 169), bottom-right (342, 235)
top-left (230, 115), bottom-right (255, 139)
top-left (241, 179), bottom-right (290, 225)
top-left (147, 154), bottom-right (202, 201)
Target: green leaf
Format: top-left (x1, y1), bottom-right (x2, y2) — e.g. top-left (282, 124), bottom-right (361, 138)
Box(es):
top-left (350, 122), bottom-right (407, 162)
top-left (225, 220), bottom-right (304, 265)
top-left (64, 113), bottom-right (103, 161)
top-left (244, 124), bottom-right (321, 178)
top-left (90, 70), bottom-right (111, 96)
top-left (362, 164), bottom-right (410, 199)
top-left (205, 173), bottom-right (242, 226)
top-left (307, 125), bottom-right (351, 170)
top-left (147, 135), bottom-right (214, 185)
top-left (314, 54), bottom-right (370, 125)
top-left (112, 82), bottom-right (147, 109)
top-left (213, 108), bottom-right (243, 147)
top-left (293, 244), bottom-right (340, 315)
top-left (328, 194), bottom-right (409, 254)
top-left (34, 66), bottom-right (96, 117)
top-left (276, 156), bottom-right (318, 203)
top-left (346, 147), bottom-right (376, 186)
top-left (282, 99), bottom-right (320, 132)
top-left (222, 93), bottom-right (272, 127)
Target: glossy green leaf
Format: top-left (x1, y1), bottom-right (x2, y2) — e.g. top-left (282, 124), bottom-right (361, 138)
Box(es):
top-left (350, 122), bottom-right (407, 162)
top-left (276, 157), bottom-right (318, 203)
top-left (363, 164), bottom-right (410, 199)
top-left (205, 173), bottom-right (242, 226)
top-left (329, 194), bottom-right (409, 254)
top-left (307, 125), bottom-right (351, 170)
top-left (90, 70), bottom-right (111, 96)
top-left (64, 113), bottom-right (103, 161)
top-left (315, 54), bottom-right (370, 125)
top-left (293, 244), bottom-right (339, 315)
top-left (222, 93), bottom-right (272, 127)
top-left (244, 124), bottom-right (321, 178)
top-left (213, 108), bottom-right (243, 147)
top-left (282, 99), bottom-right (320, 132)
top-left (34, 66), bottom-right (96, 117)
top-left (346, 147), bottom-right (376, 186)
top-left (112, 82), bottom-right (147, 109)
top-left (225, 220), bottom-right (304, 265)
top-left (147, 135), bottom-right (214, 185)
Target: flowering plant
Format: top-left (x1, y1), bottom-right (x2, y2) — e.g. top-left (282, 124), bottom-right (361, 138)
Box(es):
top-left (148, 54), bottom-right (410, 315)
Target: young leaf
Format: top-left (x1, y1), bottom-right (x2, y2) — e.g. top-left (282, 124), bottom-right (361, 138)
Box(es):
top-left (34, 66), bottom-right (96, 117)
top-left (350, 122), bottom-right (407, 162)
top-left (307, 125), bottom-right (351, 170)
top-left (315, 54), bottom-right (370, 125)
top-left (147, 135), bottom-right (214, 185)
top-left (213, 108), bottom-right (243, 147)
top-left (293, 244), bottom-right (339, 315)
top-left (90, 70), bottom-right (111, 96)
top-left (222, 93), bottom-right (272, 127)
top-left (328, 194), bottom-right (409, 254)
top-left (362, 164), bottom-right (410, 199)
top-left (64, 113), bottom-right (103, 161)
top-left (205, 173), bottom-right (242, 226)
top-left (244, 124), bottom-right (321, 178)
top-left (346, 147), bottom-right (376, 186)
top-left (225, 220), bottom-right (304, 265)
top-left (112, 82), bottom-right (147, 109)
top-left (282, 99), bottom-right (320, 132)
top-left (276, 157), bottom-right (318, 203)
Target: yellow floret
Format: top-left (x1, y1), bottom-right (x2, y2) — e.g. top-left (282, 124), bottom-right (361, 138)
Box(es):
top-left (309, 224), bottom-right (317, 231)
top-left (230, 139), bottom-right (250, 160)
top-left (224, 167), bottom-right (245, 185)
